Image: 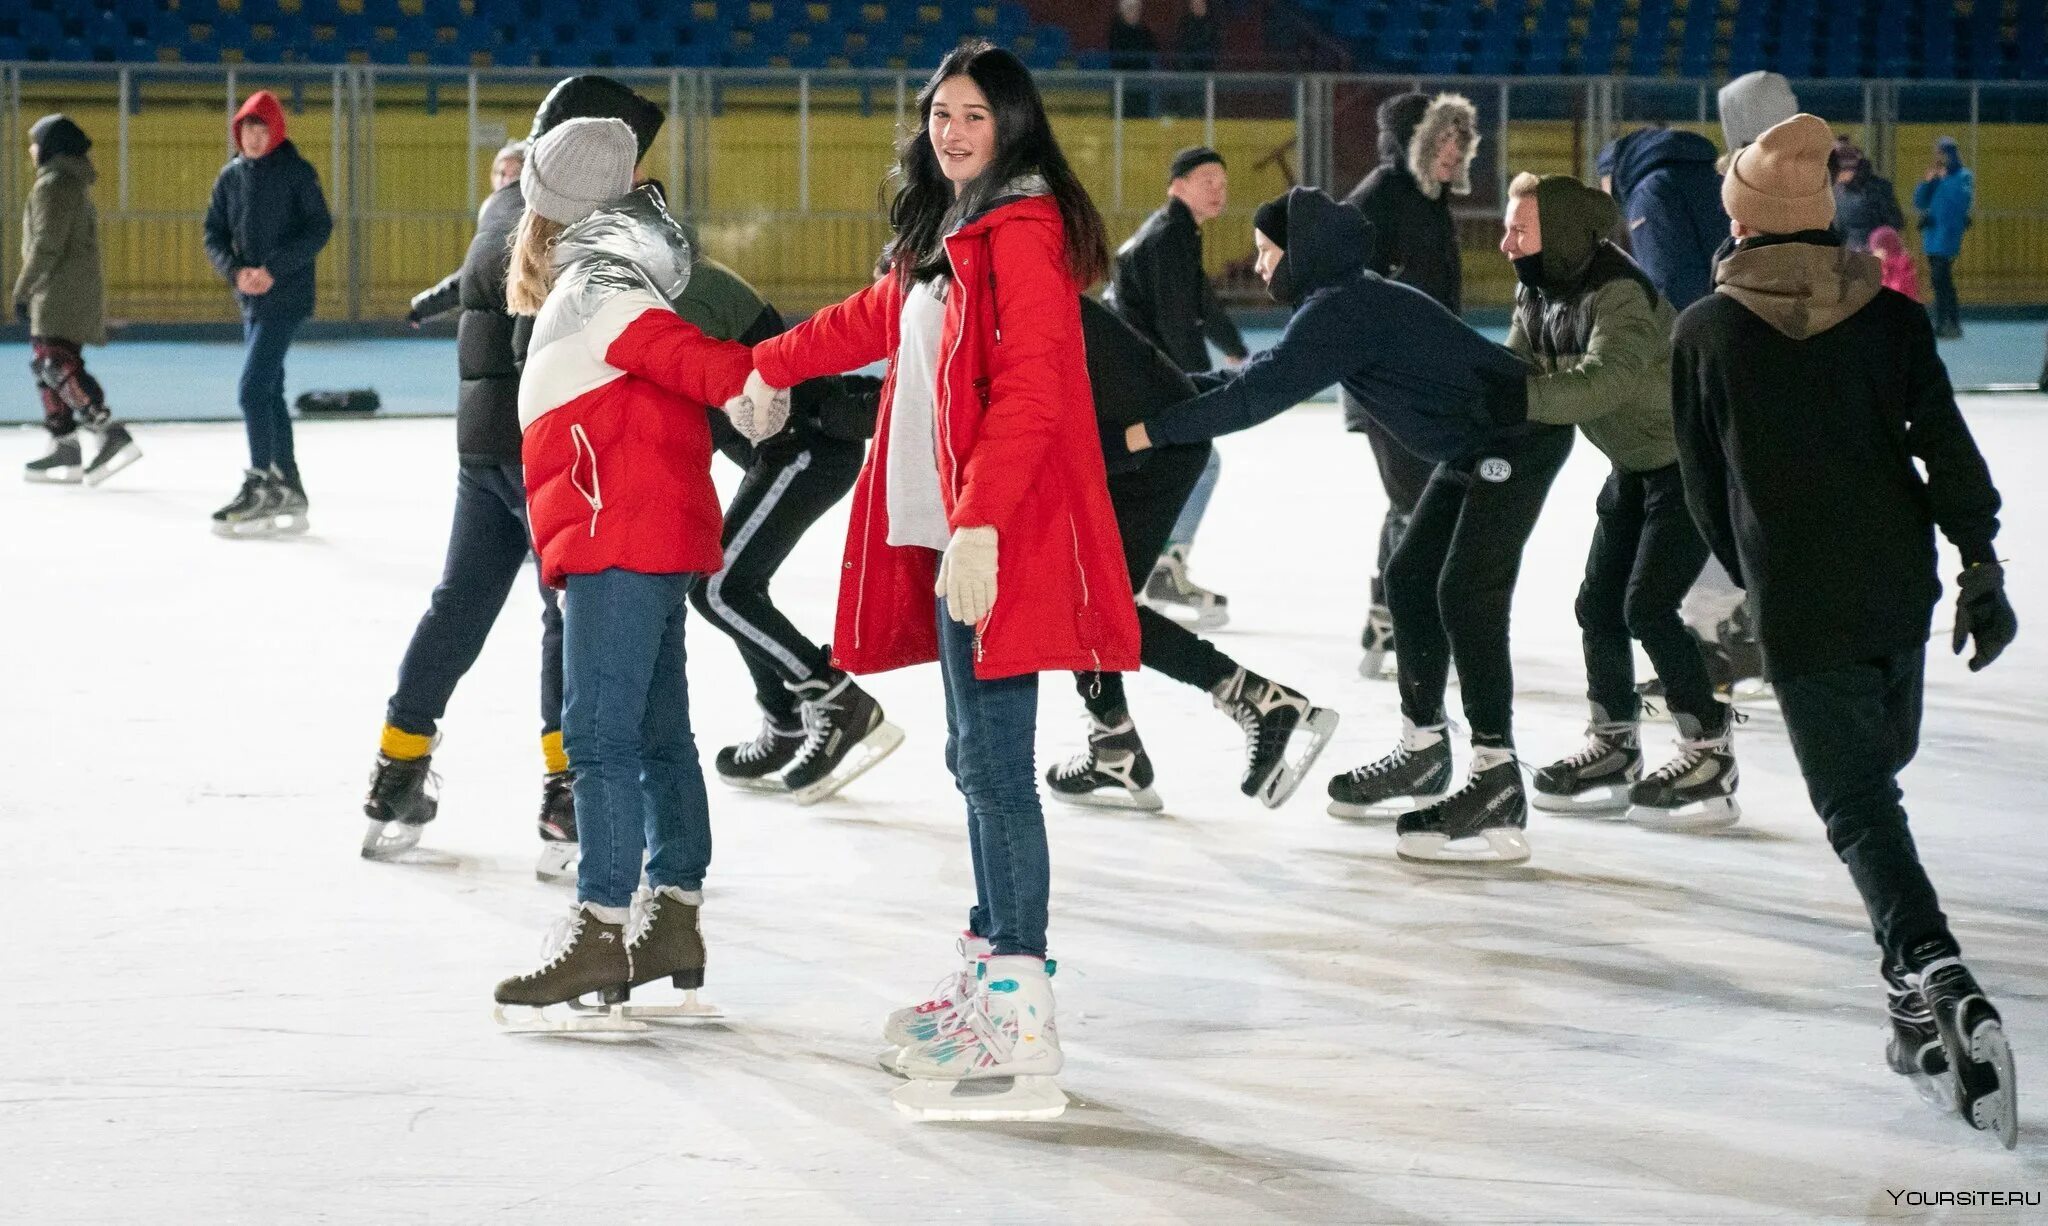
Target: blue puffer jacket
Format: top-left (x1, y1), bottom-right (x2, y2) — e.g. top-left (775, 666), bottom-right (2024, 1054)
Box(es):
top-left (1913, 168), bottom-right (1974, 260)
top-left (1599, 127), bottom-right (1727, 312)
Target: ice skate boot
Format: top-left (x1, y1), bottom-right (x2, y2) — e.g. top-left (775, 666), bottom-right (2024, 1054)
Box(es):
top-left (1396, 752), bottom-right (1530, 865)
top-left (1141, 543), bottom-right (1229, 630)
top-left (1045, 709), bottom-right (1163, 812)
top-left (1327, 719), bottom-right (1453, 820)
top-left (211, 468), bottom-right (283, 537)
top-left (82, 422), bottom-right (141, 486)
top-left (881, 931), bottom-right (993, 1052)
top-left (891, 955), bottom-right (1067, 1121)
top-left (23, 433), bottom-right (82, 484)
top-left (1532, 711), bottom-right (1640, 816)
top-left (1909, 946), bottom-right (2018, 1149)
top-left (714, 712), bottom-right (804, 792)
top-left (534, 769), bottom-right (579, 884)
top-left (1213, 668), bottom-right (1339, 808)
top-left (493, 903), bottom-right (640, 1033)
top-left (1628, 711), bottom-right (1740, 831)
top-left (782, 671), bottom-right (903, 805)
top-left (268, 466), bottom-right (311, 535)
top-left (360, 750), bottom-right (438, 860)
top-left (1884, 961), bottom-right (1951, 1107)
top-left (1359, 604), bottom-right (1395, 679)
top-left (603, 886), bottom-right (720, 1020)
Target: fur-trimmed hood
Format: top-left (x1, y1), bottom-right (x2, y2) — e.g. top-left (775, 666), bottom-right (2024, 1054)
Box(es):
top-left (1376, 92), bottom-right (1480, 200)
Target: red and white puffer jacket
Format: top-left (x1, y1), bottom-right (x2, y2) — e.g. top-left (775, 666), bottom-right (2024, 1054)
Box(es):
top-left (518, 194), bottom-right (756, 588)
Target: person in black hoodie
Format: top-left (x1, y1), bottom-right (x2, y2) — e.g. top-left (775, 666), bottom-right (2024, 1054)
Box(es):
top-left (1121, 188), bottom-right (1558, 865)
top-left (1596, 125), bottom-right (1727, 311)
top-left (1044, 296), bottom-right (1335, 812)
top-left (202, 89), bottom-right (332, 536)
top-left (1340, 91), bottom-right (1479, 679)
top-left (1674, 114), bottom-right (2017, 1147)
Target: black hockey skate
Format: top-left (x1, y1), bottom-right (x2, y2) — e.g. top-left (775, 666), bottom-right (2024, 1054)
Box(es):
top-left (714, 715), bottom-right (805, 792)
top-left (268, 466), bottom-right (312, 535)
top-left (1909, 946), bottom-right (2018, 1149)
top-left (1326, 721), bottom-right (1453, 820)
top-left (1359, 604), bottom-right (1395, 679)
top-left (1532, 714), bottom-right (1641, 816)
top-left (1046, 710), bottom-right (1163, 812)
top-left (82, 422), bottom-right (141, 486)
top-left (211, 469), bottom-right (283, 537)
top-left (1884, 961), bottom-right (1950, 1106)
top-left (783, 672), bottom-right (904, 805)
top-left (1627, 711), bottom-right (1739, 831)
top-left (1395, 757), bottom-right (1530, 864)
top-left (535, 769), bottom-right (578, 884)
top-left (1213, 669), bottom-right (1338, 808)
top-left (1142, 543), bottom-right (1229, 630)
top-left (23, 433), bottom-right (83, 484)
top-left (361, 751), bottom-right (438, 860)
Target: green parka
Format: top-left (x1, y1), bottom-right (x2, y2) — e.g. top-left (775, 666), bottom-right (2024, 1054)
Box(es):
top-left (14, 152), bottom-right (105, 346)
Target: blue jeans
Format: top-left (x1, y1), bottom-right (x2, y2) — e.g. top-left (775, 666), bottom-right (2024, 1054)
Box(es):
top-left (386, 462), bottom-right (563, 741)
top-left (935, 597), bottom-right (1049, 958)
top-left (239, 314), bottom-right (302, 481)
top-left (562, 569), bottom-right (712, 909)
top-left (1166, 446), bottom-right (1221, 548)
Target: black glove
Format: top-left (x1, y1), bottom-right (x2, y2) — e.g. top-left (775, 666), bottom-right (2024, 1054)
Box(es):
top-left (1952, 561), bottom-right (2017, 672)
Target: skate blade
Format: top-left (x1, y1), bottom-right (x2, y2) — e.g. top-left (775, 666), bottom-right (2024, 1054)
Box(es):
top-left (83, 445), bottom-right (141, 486)
top-left (492, 1002), bottom-right (649, 1034)
top-left (534, 842), bottom-right (579, 884)
top-left (575, 990), bottom-right (723, 1022)
top-left (360, 818), bottom-right (424, 860)
top-left (1531, 784), bottom-right (1635, 817)
top-left (1256, 706), bottom-right (1340, 809)
top-left (891, 1075), bottom-right (1067, 1122)
top-left (791, 721), bottom-right (904, 806)
top-left (274, 512), bottom-right (312, 536)
top-left (1396, 828), bottom-right (1531, 865)
top-left (1629, 796), bottom-right (1741, 832)
top-left (716, 773), bottom-right (790, 794)
top-left (1967, 1019), bottom-right (2018, 1150)
top-left (24, 468), bottom-right (83, 485)
top-left (1328, 794), bottom-right (1442, 821)
top-left (213, 517), bottom-right (282, 539)
top-left (1049, 785), bottom-right (1165, 813)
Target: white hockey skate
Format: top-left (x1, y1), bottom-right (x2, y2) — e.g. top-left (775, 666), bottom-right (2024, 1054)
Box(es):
top-left (891, 955), bottom-right (1067, 1122)
top-left (881, 931), bottom-right (994, 1054)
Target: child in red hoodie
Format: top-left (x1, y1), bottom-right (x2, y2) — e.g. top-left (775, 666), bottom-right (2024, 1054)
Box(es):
top-left (1869, 225), bottom-right (1922, 301)
top-left (491, 117), bottom-right (787, 1024)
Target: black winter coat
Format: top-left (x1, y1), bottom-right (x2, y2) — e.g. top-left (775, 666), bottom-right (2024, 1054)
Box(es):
top-left (410, 182), bottom-right (524, 464)
top-left (1340, 167), bottom-right (1459, 434)
top-left (1104, 197), bottom-right (1247, 374)
top-left (1832, 166), bottom-right (1907, 251)
top-left (202, 139), bottom-right (333, 322)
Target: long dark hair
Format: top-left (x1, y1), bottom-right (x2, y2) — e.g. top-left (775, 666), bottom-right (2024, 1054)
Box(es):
top-left (885, 40), bottom-right (1108, 287)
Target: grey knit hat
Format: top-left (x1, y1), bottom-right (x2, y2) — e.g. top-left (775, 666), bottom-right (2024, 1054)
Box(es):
top-left (521, 116), bottom-right (637, 225)
top-left (1718, 71), bottom-right (1800, 151)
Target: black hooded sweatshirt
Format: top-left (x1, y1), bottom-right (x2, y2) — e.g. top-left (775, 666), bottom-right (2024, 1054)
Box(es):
top-left (1104, 196), bottom-right (1247, 374)
top-left (1136, 188), bottom-right (1528, 463)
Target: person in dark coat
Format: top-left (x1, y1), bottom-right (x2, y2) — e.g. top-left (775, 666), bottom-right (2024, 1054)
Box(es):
top-left (1829, 138), bottom-right (1905, 253)
top-left (1109, 0), bottom-right (1159, 115)
top-left (1105, 146), bottom-right (1248, 628)
top-left (1340, 91), bottom-right (1479, 678)
top-left (202, 89), bottom-right (333, 534)
top-left (1597, 125), bottom-right (1727, 311)
top-left (1674, 115), bottom-right (2017, 1146)
top-left (1043, 295), bottom-right (1333, 812)
top-left (1174, 0), bottom-right (1219, 71)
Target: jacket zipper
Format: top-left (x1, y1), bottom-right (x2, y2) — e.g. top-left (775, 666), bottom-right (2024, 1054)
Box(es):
top-left (568, 423), bottom-right (603, 537)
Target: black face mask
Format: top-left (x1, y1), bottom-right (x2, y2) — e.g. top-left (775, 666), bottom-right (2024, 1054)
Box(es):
top-left (1265, 254), bottom-right (1298, 307)
top-left (1512, 252), bottom-right (1546, 289)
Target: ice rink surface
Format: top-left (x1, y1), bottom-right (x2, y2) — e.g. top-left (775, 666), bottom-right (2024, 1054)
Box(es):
top-left (8, 395), bottom-right (2048, 1223)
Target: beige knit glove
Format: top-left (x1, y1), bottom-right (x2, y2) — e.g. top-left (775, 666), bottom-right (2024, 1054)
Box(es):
top-left (724, 368), bottom-right (790, 443)
top-left (935, 525), bottom-right (999, 625)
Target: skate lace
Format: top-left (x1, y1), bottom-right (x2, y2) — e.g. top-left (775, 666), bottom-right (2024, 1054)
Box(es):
top-left (733, 721), bottom-right (794, 765)
top-left (1559, 726), bottom-right (1631, 772)
top-left (788, 694), bottom-right (843, 771)
top-left (1050, 713), bottom-right (1115, 783)
top-left (1642, 737), bottom-right (1718, 785)
top-left (532, 911), bottom-right (587, 975)
top-left (1345, 744), bottom-right (1413, 784)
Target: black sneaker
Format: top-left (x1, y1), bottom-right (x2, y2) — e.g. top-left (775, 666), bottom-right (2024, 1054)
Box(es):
top-left (782, 672), bottom-right (903, 805)
top-left (1327, 721), bottom-right (1452, 820)
top-left (535, 769), bottom-right (578, 884)
top-left (714, 716), bottom-right (805, 792)
top-left (82, 422), bottom-right (141, 486)
top-left (1908, 942), bottom-right (2017, 1148)
top-left (1046, 709), bottom-right (1162, 811)
top-left (361, 751), bottom-right (437, 860)
top-left (1395, 757), bottom-right (1530, 864)
top-left (1532, 715), bottom-right (1640, 816)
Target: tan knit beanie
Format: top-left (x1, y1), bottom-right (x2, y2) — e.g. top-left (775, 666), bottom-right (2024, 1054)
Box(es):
top-left (1722, 113), bottom-right (1837, 235)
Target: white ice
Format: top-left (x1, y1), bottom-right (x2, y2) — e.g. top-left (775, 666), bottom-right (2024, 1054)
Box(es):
top-left (8, 395), bottom-right (2048, 1222)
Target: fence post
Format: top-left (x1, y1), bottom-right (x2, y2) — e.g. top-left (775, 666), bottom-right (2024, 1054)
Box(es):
top-left (226, 67), bottom-right (237, 154)
top-left (1497, 79), bottom-right (1511, 208)
top-left (668, 71), bottom-right (682, 208)
top-left (465, 70), bottom-right (478, 212)
top-left (118, 67), bottom-right (131, 210)
top-left (1112, 73), bottom-right (1125, 211)
top-left (1969, 82), bottom-right (1980, 175)
top-left (1203, 74), bottom-right (1214, 150)
top-left (797, 72), bottom-right (810, 214)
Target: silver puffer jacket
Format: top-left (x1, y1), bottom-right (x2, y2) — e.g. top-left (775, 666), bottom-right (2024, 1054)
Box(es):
top-left (528, 186), bottom-right (693, 355)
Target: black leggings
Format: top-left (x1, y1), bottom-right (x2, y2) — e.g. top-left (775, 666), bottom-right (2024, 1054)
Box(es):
top-left (688, 435), bottom-right (864, 726)
top-left (1075, 441), bottom-right (1238, 718)
top-left (1385, 426), bottom-right (1574, 747)
top-left (1362, 412), bottom-right (1437, 608)
top-left (1576, 464), bottom-right (1716, 728)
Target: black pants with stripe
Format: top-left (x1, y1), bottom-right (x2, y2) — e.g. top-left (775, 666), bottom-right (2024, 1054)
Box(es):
top-left (688, 435), bottom-right (865, 727)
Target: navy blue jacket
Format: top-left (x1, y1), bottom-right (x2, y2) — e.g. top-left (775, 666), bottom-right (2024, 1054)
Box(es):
top-left (203, 138), bottom-right (333, 322)
top-left (1139, 189), bottom-right (1528, 463)
top-left (1602, 128), bottom-right (1726, 312)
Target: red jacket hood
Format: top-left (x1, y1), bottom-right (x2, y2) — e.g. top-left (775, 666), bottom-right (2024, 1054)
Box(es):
top-left (232, 91), bottom-right (287, 149)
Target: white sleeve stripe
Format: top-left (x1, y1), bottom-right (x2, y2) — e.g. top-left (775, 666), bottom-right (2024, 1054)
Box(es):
top-left (584, 290), bottom-right (673, 364)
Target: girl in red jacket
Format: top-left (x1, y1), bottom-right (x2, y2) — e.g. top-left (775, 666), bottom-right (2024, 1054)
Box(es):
top-left (488, 118), bottom-right (788, 1026)
top-left (745, 42), bottom-right (1139, 1112)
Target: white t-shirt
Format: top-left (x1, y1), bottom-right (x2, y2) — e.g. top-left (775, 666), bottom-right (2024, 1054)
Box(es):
top-left (885, 276), bottom-right (953, 551)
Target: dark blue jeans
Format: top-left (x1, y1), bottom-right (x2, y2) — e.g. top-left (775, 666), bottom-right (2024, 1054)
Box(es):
top-left (936, 596), bottom-right (1049, 959)
top-left (239, 314), bottom-right (302, 481)
top-left (562, 568), bottom-right (712, 910)
top-left (385, 462), bottom-right (563, 741)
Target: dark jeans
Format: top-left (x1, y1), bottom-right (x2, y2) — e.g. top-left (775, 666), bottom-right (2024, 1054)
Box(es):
top-left (29, 337), bottom-right (108, 435)
top-left (687, 436), bottom-right (862, 725)
top-left (239, 314), bottom-right (302, 481)
top-left (385, 462), bottom-right (563, 742)
top-left (1363, 412), bottom-right (1437, 608)
top-left (1577, 464), bottom-right (1716, 727)
top-left (1385, 426), bottom-right (1574, 747)
top-left (562, 568), bottom-right (712, 909)
top-left (1927, 254), bottom-right (1961, 332)
top-left (937, 595), bottom-right (1049, 959)
top-left (1076, 441), bottom-right (1238, 719)
top-left (1775, 652), bottom-right (1954, 966)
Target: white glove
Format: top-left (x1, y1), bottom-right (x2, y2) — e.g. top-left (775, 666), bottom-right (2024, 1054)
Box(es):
top-left (935, 525), bottom-right (999, 625)
top-left (724, 368), bottom-right (790, 443)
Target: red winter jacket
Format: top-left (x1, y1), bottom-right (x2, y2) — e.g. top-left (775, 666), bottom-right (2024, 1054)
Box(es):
top-left (753, 194), bottom-right (1140, 680)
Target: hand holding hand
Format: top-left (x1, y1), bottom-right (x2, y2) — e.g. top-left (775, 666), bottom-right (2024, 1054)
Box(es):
top-left (724, 368), bottom-right (790, 443)
top-left (1952, 561), bottom-right (2017, 672)
top-left (935, 525), bottom-right (999, 625)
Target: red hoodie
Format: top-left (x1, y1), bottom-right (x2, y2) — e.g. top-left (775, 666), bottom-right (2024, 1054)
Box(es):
top-left (231, 90), bottom-right (287, 149)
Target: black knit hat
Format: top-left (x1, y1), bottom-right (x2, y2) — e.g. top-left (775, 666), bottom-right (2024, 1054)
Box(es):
top-left (1252, 194), bottom-right (1288, 247)
top-left (530, 75), bottom-right (664, 163)
top-left (1168, 146), bottom-right (1225, 182)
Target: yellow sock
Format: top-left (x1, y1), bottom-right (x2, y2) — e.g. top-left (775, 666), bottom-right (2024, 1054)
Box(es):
top-left (380, 724), bottom-right (434, 761)
top-left (542, 729), bottom-right (569, 775)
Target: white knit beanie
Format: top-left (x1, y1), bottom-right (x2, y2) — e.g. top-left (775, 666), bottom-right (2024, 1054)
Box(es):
top-left (521, 116), bottom-right (636, 225)
top-left (1718, 71), bottom-right (1800, 151)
